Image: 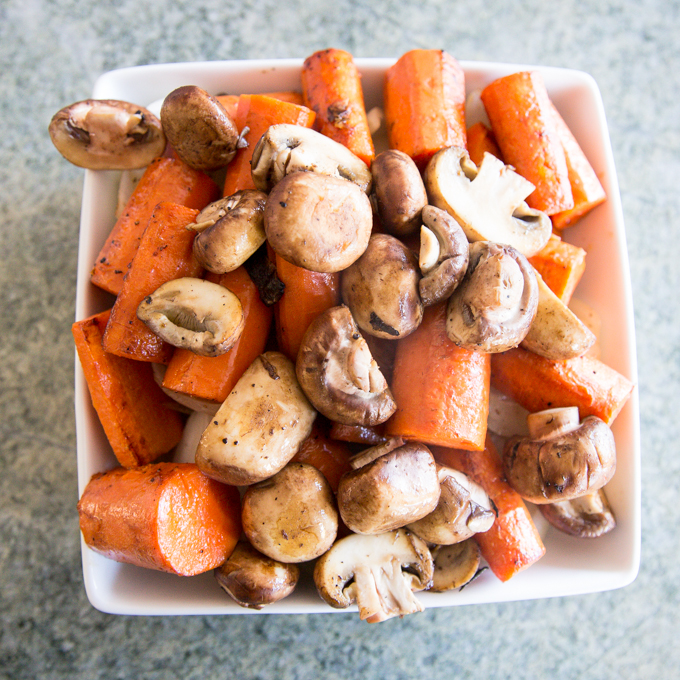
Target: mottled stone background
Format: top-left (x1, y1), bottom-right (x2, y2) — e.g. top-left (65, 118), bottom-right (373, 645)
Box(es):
top-left (1, 1), bottom-right (678, 678)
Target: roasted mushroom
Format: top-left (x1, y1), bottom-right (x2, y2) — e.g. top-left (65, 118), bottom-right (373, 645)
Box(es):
top-left (137, 277), bottom-right (245, 357)
top-left (296, 305), bottom-right (396, 426)
top-left (446, 241), bottom-right (538, 352)
top-left (341, 234), bottom-right (423, 339)
top-left (313, 529), bottom-right (434, 622)
top-left (430, 540), bottom-right (483, 592)
top-left (49, 99), bottom-right (165, 169)
top-left (538, 488), bottom-right (616, 538)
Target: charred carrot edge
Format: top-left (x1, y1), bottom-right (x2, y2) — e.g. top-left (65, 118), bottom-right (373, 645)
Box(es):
top-left (78, 463), bottom-right (241, 576)
top-left (91, 157), bottom-right (219, 295)
top-left (383, 49), bottom-right (467, 171)
top-left (274, 253), bottom-right (341, 361)
top-left (215, 91), bottom-right (305, 121)
top-left (329, 422), bottom-right (388, 446)
top-left (433, 438), bottom-right (546, 582)
top-left (384, 302), bottom-right (490, 450)
top-left (549, 101), bottom-right (607, 230)
top-left (222, 95), bottom-right (315, 197)
top-left (72, 309), bottom-right (184, 468)
top-left (102, 202), bottom-right (203, 363)
top-left (162, 266), bottom-right (273, 403)
top-left (466, 121), bottom-right (502, 166)
top-left (301, 48), bottom-right (375, 166)
top-left (480, 71), bottom-right (574, 215)
top-left (490, 347), bottom-right (634, 425)
top-left (528, 234), bottom-right (586, 304)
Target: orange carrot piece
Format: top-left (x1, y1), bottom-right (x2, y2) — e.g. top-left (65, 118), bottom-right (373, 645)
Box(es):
top-left (528, 233), bottom-right (586, 304)
top-left (329, 422), bottom-right (388, 446)
top-left (384, 302), bottom-right (490, 450)
top-left (466, 121), bottom-right (502, 166)
top-left (78, 462), bottom-right (241, 576)
top-left (102, 202), bottom-right (203, 363)
top-left (480, 71), bottom-right (573, 215)
top-left (301, 48), bottom-right (375, 166)
top-left (383, 49), bottom-right (467, 171)
top-left (549, 101), bottom-right (607, 230)
top-left (222, 95), bottom-right (315, 197)
top-left (274, 253), bottom-right (341, 361)
top-left (91, 157), bottom-right (219, 295)
top-left (491, 347), bottom-right (634, 425)
top-left (72, 309), bottom-right (184, 468)
top-left (215, 91), bottom-right (304, 120)
top-left (433, 438), bottom-right (546, 582)
top-left (162, 267), bottom-right (273, 403)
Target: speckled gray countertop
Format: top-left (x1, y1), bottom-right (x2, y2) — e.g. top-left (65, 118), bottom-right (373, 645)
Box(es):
top-left (1, 1), bottom-right (679, 678)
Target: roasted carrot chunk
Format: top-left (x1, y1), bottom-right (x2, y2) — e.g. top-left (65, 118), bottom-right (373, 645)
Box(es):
top-left (215, 91), bottom-right (304, 120)
top-left (466, 121), bottom-right (502, 166)
top-left (528, 233), bottom-right (586, 304)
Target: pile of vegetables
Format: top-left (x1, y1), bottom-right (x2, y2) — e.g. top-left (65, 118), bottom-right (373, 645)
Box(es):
top-left (55, 48), bottom-right (634, 622)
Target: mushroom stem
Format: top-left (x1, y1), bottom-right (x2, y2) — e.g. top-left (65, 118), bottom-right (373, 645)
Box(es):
top-left (527, 407), bottom-right (580, 439)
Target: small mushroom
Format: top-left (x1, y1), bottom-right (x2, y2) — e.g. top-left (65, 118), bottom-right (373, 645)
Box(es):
top-left (313, 529), bottom-right (434, 623)
top-left (296, 305), bottom-right (396, 426)
top-left (430, 540), bottom-right (482, 592)
top-left (49, 99), bottom-right (165, 169)
top-left (337, 442), bottom-right (441, 535)
top-left (370, 149), bottom-right (428, 236)
top-left (538, 488), bottom-right (616, 538)
top-left (264, 172), bottom-right (373, 273)
top-left (446, 241), bottom-right (538, 352)
top-left (424, 147), bottom-right (552, 257)
top-left (160, 85), bottom-right (243, 171)
top-left (191, 190), bottom-right (267, 274)
top-left (418, 205), bottom-right (470, 307)
top-left (502, 407), bottom-right (617, 504)
top-left (341, 234), bottom-right (423, 339)
top-left (241, 463), bottom-right (338, 563)
top-left (137, 277), bottom-right (244, 357)
top-left (214, 541), bottom-right (300, 609)
top-left (251, 124), bottom-right (372, 193)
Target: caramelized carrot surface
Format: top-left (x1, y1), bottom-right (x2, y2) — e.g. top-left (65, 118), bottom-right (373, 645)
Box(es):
top-left (215, 91), bottom-right (304, 120)
top-left (528, 234), bottom-right (586, 304)
top-left (329, 422), bottom-right (388, 446)
top-left (466, 121), bottom-right (502, 166)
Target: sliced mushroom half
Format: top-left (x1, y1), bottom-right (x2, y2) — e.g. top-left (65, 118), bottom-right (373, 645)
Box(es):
top-left (430, 540), bottom-right (482, 592)
top-left (538, 488), bottom-right (616, 538)
top-left (137, 277), bottom-right (244, 357)
top-left (424, 147), bottom-right (552, 257)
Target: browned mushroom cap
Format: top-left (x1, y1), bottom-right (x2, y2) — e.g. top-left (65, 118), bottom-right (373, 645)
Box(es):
top-left (341, 234), bottom-right (423, 340)
top-left (446, 241), bottom-right (538, 353)
top-left (264, 172), bottom-right (373, 273)
top-left (160, 85), bottom-right (243, 171)
top-left (430, 540), bottom-right (482, 592)
top-left (371, 149), bottom-right (428, 236)
top-left (191, 190), bottom-right (267, 274)
top-left (214, 541), bottom-right (300, 609)
top-left (337, 442), bottom-right (441, 534)
top-left (241, 463), bottom-right (338, 563)
top-left (49, 99), bottom-right (165, 169)
top-left (538, 488), bottom-right (616, 538)
top-left (296, 305), bottom-right (396, 426)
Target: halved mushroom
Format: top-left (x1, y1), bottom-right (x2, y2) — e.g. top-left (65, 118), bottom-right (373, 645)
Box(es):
top-left (370, 149), bottom-right (428, 236)
top-left (251, 124), bottom-right (372, 193)
top-left (341, 234), bottom-right (423, 339)
top-left (313, 529), bottom-right (434, 622)
top-left (214, 541), bottom-right (300, 609)
top-left (424, 147), bottom-right (552, 257)
top-left (337, 442), bottom-right (440, 535)
top-left (49, 99), bottom-right (166, 169)
top-left (191, 190), bottom-right (267, 274)
top-left (418, 205), bottom-right (470, 307)
top-left (446, 241), bottom-right (538, 352)
top-left (241, 462), bottom-right (338, 563)
top-left (538, 488), bottom-right (616, 538)
top-left (137, 277), bottom-right (244, 357)
top-left (296, 305), bottom-right (396, 426)
top-left (430, 540), bottom-right (482, 592)
top-left (160, 85), bottom-right (243, 171)
top-left (502, 407), bottom-right (617, 504)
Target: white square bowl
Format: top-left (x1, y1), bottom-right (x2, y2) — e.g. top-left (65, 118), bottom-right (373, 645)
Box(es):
top-left (74, 58), bottom-right (640, 615)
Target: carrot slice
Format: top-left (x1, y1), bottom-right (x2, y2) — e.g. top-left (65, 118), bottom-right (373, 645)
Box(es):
top-left (528, 233), bottom-right (586, 304)
top-left (433, 438), bottom-right (546, 582)
top-left (78, 463), bottom-right (241, 576)
top-left (384, 302), bottom-right (490, 450)
top-left (383, 49), bottom-right (466, 171)
top-left (222, 94), bottom-right (315, 197)
top-left (480, 71), bottom-right (573, 215)
top-left (466, 121), bottom-right (502, 166)
top-left (91, 157), bottom-right (219, 295)
top-left (215, 91), bottom-right (304, 120)
top-left (72, 309), bottom-right (184, 468)
top-left (301, 48), bottom-right (375, 165)
top-left (162, 266), bottom-right (273, 403)
top-left (491, 347), bottom-right (634, 425)
top-left (102, 202), bottom-right (203, 363)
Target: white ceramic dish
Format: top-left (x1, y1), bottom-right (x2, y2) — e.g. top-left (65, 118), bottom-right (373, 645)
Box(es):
top-left (74, 58), bottom-right (640, 616)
